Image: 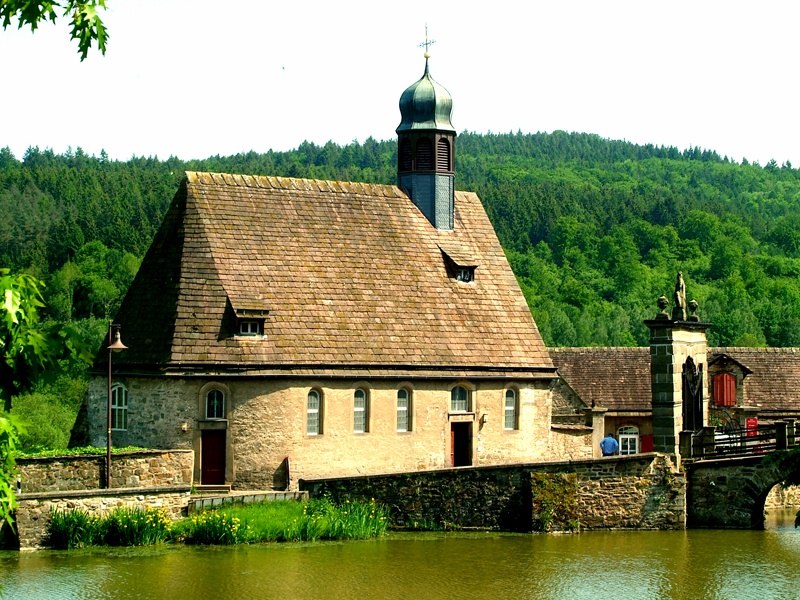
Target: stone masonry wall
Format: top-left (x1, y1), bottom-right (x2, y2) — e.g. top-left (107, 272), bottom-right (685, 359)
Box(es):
top-left (301, 453), bottom-right (685, 532)
top-left (16, 450), bottom-right (194, 493)
top-left (9, 489), bottom-right (190, 550)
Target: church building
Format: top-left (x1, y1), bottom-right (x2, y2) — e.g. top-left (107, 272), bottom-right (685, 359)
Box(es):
top-left (77, 58), bottom-right (592, 489)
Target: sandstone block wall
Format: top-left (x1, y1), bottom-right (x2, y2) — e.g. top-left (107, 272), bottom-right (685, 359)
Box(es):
top-left (85, 375), bottom-right (581, 491)
top-left (302, 453), bottom-right (685, 532)
top-left (16, 450), bottom-right (194, 493)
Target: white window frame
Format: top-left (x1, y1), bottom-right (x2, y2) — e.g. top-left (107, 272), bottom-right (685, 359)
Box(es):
top-left (354, 389), bottom-right (369, 433)
top-left (618, 425), bottom-right (639, 455)
top-left (504, 389), bottom-right (518, 430)
top-left (205, 389), bottom-right (225, 420)
top-left (238, 320), bottom-right (261, 335)
top-left (111, 383), bottom-right (128, 431)
top-left (307, 390), bottom-right (322, 435)
top-left (451, 386), bottom-right (470, 412)
top-left (397, 389), bottom-right (411, 432)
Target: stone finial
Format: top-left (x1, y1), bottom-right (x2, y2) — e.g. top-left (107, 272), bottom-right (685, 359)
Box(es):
top-left (671, 271), bottom-right (687, 321)
top-left (656, 295), bottom-right (670, 319)
top-left (687, 298), bottom-right (699, 322)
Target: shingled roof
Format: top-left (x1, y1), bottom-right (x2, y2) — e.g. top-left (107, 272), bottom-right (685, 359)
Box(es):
top-left (104, 172), bottom-right (554, 378)
top-left (552, 346), bottom-right (800, 415)
top-left (551, 347), bottom-right (651, 412)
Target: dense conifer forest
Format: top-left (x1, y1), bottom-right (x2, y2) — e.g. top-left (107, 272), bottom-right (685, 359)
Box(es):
top-left (5, 131), bottom-right (800, 448)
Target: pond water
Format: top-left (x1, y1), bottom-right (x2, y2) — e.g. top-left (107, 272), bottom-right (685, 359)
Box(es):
top-left (2, 509), bottom-right (799, 599)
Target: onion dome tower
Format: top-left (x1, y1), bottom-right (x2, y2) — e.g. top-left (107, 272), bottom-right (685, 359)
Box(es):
top-left (397, 42), bottom-right (456, 230)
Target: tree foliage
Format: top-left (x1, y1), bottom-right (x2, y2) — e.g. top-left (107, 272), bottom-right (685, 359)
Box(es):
top-left (0, 0), bottom-right (108, 60)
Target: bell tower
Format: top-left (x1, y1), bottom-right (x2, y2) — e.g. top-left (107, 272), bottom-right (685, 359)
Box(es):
top-left (396, 33), bottom-right (456, 230)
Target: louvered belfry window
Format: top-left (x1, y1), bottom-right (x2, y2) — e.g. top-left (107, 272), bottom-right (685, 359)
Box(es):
top-left (713, 372), bottom-right (736, 407)
top-left (416, 138), bottom-right (433, 170)
top-left (399, 138), bottom-right (412, 171)
top-left (437, 138), bottom-right (450, 171)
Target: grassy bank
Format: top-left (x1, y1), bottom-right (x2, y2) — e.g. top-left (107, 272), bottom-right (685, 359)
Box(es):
top-left (45, 498), bottom-right (390, 549)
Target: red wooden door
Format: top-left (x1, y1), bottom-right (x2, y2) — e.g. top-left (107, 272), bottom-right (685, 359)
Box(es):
top-left (201, 429), bottom-right (226, 485)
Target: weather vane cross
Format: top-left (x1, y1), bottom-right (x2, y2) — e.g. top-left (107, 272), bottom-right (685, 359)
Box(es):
top-left (419, 24), bottom-right (436, 58)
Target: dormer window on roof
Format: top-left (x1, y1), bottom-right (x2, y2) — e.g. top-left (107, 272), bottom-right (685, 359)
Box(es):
top-left (439, 243), bottom-right (479, 284)
top-left (232, 305), bottom-right (269, 337)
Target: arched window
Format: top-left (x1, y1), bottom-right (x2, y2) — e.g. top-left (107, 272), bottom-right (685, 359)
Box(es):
top-left (111, 384), bottom-right (128, 431)
top-left (307, 390), bottom-right (322, 435)
top-left (206, 389), bottom-right (225, 419)
top-left (451, 386), bottom-right (469, 412)
top-left (714, 372), bottom-right (736, 407)
top-left (354, 389), bottom-right (369, 433)
top-left (504, 389), bottom-right (518, 430)
top-left (618, 426), bottom-right (639, 455)
top-left (416, 138), bottom-right (433, 170)
top-left (436, 138), bottom-right (450, 171)
top-left (399, 138), bottom-right (412, 171)
top-left (397, 389), bottom-right (412, 432)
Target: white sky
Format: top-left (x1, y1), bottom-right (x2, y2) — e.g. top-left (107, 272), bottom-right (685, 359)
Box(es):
top-left (1, 0), bottom-right (798, 165)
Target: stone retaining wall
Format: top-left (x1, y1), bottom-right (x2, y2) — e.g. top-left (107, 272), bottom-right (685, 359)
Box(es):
top-left (16, 450), bottom-right (194, 492)
top-left (301, 453), bottom-right (685, 532)
top-left (6, 487), bottom-right (191, 550)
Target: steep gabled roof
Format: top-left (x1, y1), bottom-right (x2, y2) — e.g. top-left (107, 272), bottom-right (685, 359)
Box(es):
top-left (713, 347), bottom-right (800, 414)
top-left (104, 172), bottom-right (553, 378)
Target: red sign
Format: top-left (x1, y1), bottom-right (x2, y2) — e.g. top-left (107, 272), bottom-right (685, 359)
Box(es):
top-left (746, 417), bottom-right (758, 437)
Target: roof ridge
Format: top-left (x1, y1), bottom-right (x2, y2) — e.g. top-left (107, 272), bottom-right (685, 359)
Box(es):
top-left (185, 170), bottom-right (401, 196)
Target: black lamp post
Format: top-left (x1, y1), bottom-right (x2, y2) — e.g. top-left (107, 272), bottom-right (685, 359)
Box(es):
top-left (106, 322), bottom-right (127, 489)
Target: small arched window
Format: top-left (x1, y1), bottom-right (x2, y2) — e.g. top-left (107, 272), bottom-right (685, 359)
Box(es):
top-left (206, 389), bottom-right (225, 419)
top-left (618, 426), bottom-right (639, 455)
top-left (451, 386), bottom-right (469, 412)
top-left (307, 390), bottom-right (322, 435)
top-left (416, 138), bottom-right (433, 170)
top-left (111, 384), bottom-right (128, 431)
top-left (354, 389), bottom-right (369, 433)
top-left (397, 389), bottom-right (412, 432)
top-left (504, 389), bottom-right (518, 430)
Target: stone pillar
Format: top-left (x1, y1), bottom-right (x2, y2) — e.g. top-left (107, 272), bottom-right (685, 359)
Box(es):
top-left (645, 315), bottom-right (711, 457)
top-left (584, 407), bottom-right (608, 459)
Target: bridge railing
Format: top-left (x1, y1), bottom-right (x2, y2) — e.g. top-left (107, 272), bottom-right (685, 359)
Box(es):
top-left (684, 421), bottom-right (794, 460)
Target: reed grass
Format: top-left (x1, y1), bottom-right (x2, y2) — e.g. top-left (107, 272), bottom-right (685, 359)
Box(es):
top-left (46, 506), bottom-right (172, 549)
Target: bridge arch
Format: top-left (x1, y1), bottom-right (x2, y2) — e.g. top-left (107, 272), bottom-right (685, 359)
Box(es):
top-left (687, 452), bottom-right (800, 528)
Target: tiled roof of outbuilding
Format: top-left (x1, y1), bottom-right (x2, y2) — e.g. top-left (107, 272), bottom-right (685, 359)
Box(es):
top-left (105, 172), bottom-right (554, 377)
top-left (551, 347), bottom-right (651, 411)
top-left (552, 346), bottom-right (800, 415)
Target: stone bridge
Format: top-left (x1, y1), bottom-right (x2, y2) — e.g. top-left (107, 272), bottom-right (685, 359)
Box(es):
top-left (686, 451), bottom-right (799, 528)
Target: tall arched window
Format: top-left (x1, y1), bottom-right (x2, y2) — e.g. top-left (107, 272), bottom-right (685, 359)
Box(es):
top-left (618, 426), bottom-right (639, 455)
top-left (436, 138), bottom-right (450, 171)
top-left (111, 384), bottom-right (128, 431)
top-left (354, 389), bottom-right (369, 433)
top-left (451, 386), bottom-right (469, 412)
top-left (397, 388), bottom-right (412, 432)
top-left (416, 138), bottom-right (433, 170)
top-left (504, 389), bottom-right (518, 430)
top-left (206, 389), bottom-right (225, 419)
top-left (307, 390), bottom-right (322, 435)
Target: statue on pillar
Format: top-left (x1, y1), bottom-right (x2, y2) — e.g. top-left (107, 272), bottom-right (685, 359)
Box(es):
top-left (672, 271), bottom-right (686, 321)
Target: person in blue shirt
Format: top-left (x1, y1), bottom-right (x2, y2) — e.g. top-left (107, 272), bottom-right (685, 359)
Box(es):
top-left (600, 433), bottom-right (619, 456)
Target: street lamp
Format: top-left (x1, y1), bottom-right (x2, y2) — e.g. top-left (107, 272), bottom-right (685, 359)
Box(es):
top-left (106, 321), bottom-right (127, 489)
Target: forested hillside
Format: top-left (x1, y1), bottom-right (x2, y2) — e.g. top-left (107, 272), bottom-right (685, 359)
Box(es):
top-left (3, 132), bottom-right (800, 353)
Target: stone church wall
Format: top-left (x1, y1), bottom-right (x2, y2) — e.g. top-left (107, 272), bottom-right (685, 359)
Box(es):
top-left (84, 376), bottom-right (578, 490)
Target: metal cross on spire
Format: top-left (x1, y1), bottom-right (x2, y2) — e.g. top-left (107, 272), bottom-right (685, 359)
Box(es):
top-left (419, 24), bottom-right (436, 58)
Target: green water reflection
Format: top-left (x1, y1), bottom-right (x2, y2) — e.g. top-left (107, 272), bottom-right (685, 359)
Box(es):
top-left (2, 509), bottom-right (799, 599)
